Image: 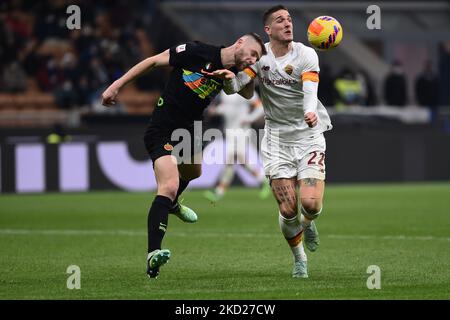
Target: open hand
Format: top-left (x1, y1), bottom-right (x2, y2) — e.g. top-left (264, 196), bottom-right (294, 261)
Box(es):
top-left (201, 69), bottom-right (236, 80)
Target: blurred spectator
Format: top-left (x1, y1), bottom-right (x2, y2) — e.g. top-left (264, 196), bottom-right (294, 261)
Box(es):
top-left (415, 60), bottom-right (440, 122)
top-left (355, 69), bottom-right (377, 106)
top-left (54, 80), bottom-right (78, 109)
top-left (34, 0), bottom-right (70, 41)
top-left (54, 52), bottom-right (80, 109)
top-left (2, 61), bottom-right (27, 92)
top-left (415, 61), bottom-right (440, 107)
top-left (438, 42), bottom-right (450, 106)
top-left (76, 75), bottom-right (91, 107)
top-left (384, 61), bottom-right (407, 107)
top-left (334, 68), bottom-right (364, 109)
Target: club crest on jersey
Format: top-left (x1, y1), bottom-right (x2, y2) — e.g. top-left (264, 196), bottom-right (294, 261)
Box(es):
top-left (262, 65), bottom-right (270, 71)
top-left (284, 64), bottom-right (294, 75)
top-left (204, 62), bottom-right (213, 71)
top-left (164, 143), bottom-right (174, 151)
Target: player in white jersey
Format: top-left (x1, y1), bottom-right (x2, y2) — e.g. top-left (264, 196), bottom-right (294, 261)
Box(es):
top-left (203, 5), bottom-right (332, 278)
top-left (204, 91), bottom-right (270, 202)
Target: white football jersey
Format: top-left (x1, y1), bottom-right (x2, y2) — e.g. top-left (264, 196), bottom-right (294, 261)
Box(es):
top-left (248, 42), bottom-right (332, 145)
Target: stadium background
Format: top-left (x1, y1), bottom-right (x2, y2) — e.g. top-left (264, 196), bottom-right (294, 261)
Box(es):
top-left (0, 0), bottom-right (449, 300)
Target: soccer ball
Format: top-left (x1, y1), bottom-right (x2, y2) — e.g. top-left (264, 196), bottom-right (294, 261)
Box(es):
top-left (307, 16), bottom-right (343, 51)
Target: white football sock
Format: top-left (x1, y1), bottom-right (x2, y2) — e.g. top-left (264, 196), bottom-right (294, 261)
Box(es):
top-left (301, 206), bottom-right (323, 227)
top-left (291, 242), bottom-right (307, 262)
top-left (279, 213), bottom-right (307, 262)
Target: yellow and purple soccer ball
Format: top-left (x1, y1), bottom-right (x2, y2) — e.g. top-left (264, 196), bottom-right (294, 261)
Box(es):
top-left (307, 16), bottom-right (343, 51)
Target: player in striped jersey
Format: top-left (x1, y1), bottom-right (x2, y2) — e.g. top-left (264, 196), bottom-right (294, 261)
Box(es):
top-left (102, 33), bottom-right (266, 279)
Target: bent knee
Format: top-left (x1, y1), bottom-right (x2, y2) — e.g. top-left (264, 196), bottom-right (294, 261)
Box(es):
top-left (300, 198), bottom-right (322, 215)
top-left (158, 180), bottom-right (179, 200)
top-left (279, 202), bottom-right (298, 219)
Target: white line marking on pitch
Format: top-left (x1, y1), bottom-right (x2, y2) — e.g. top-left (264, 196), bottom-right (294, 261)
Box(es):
top-left (0, 229), bottom-right (448, 242)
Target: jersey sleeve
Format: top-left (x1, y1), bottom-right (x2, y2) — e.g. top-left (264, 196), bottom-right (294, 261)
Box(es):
top-left (300, 47), bottom-right (320, 114)
top-left (223, 67), bottom-right (256, 94)
top-left (169, 42), bottom-right (199, 68)
top-left (300, 47), bottom-right (320, 83)
top-left (246, 60), bottom-right (260, 78)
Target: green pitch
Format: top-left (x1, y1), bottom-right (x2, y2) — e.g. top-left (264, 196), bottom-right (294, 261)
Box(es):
top-left (1, 183), bottom-right (449, 299)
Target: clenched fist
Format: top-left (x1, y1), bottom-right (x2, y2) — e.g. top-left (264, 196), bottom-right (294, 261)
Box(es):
top-left (304, 112), bottom-right (318, 128)
top-left (101, 83), bottom-right (121, 107)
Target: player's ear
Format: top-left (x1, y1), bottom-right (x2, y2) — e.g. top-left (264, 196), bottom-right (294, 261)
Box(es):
top-left (264, 25), bottom-right (270, 36)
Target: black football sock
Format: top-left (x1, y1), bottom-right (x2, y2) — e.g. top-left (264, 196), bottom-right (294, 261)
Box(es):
top-left (148, 195), bottom-right (172, 254)
top-left (172, 178), bottom-right (189, 208)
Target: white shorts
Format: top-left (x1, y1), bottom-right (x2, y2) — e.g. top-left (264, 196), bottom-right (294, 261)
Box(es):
top-left (261, 133), bottom-right (326, 181)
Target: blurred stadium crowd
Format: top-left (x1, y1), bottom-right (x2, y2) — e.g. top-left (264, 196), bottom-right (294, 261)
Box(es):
top-left (0, 0), bottom-right (165, 125)
top-left (320, 59), bottom-right (441, 110)
top-left (0, 0), bottom-right (449, 128)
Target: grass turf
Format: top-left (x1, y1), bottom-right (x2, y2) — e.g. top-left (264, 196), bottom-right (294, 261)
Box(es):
top-left (0, 182), bottom-right (449, 299)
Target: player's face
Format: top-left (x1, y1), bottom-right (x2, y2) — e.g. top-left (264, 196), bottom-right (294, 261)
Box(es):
top-left (234, 39), bottom-right (262, 71)
top-left (265, 10), bottom-right (293, 43)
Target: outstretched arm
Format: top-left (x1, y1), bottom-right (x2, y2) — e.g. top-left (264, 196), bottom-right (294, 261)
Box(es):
top-left (202, 68), bottom-right (256, 99)
top-left (223, 68), bottom-right (256, 99)
top-left (101, 49), bottom-right (170, 106)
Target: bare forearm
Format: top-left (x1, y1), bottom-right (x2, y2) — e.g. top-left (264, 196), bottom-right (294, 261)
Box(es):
top-left (115, 57), bottom-right (156, 88)
top-left (114, 49), bottom-right (169, 89)
top-left (101, 50), bottom-right (169, 106)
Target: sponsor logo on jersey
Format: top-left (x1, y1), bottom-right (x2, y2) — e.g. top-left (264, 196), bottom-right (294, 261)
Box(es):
top-left (182, 69), bottom-right (221, 100)
top-left (200, 62), bottom-right (214, 74)
top-left (262, 65), bottom-right (270, 71)
top-left (284, 64), bottom-right (293, 75)
top-left (176, 44), bottom-right (186, 53)
top-left (204, 62), bottom-right (213, 71)
top-left (260, 76), bottom-right (297, 86)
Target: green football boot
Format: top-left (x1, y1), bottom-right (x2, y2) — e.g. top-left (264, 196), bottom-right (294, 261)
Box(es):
top-left (303, 220), bottom-right (320, 252)
top-left (292, 260), bottom-right (308, 278)
top-left (147, 249), bottom-right (171, 279)
top-left (169, 200), bottom-right (198, 223)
